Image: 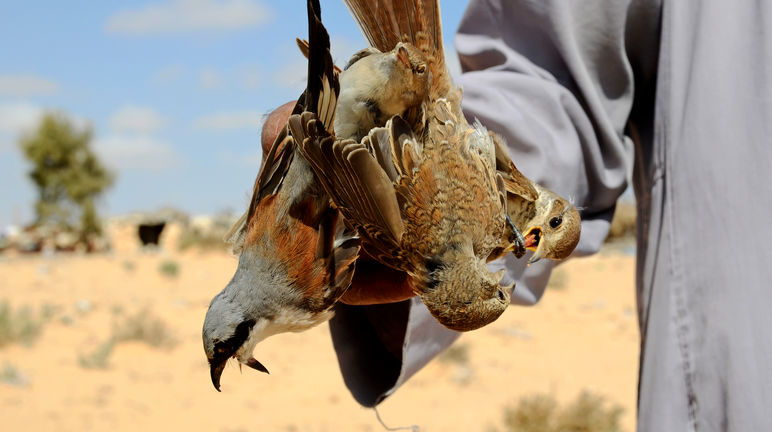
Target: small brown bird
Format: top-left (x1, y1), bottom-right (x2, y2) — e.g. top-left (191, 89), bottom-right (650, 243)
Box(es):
top-left (490, 132), bottom-right (581, 263)
top-left (202, 0), bottom-right (358, 391)
top-left (293, 0), bottom-right (524, 332)
top-left (335, 42), bottom-right (429, 141)
top-left (296, 37), bottom-right (429, 141)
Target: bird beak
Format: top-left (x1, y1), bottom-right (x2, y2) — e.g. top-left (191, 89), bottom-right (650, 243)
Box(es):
top-left (210, 356), bottom-right (269, 392)
top-left (528, 244), bottom-right (546, 264)
top-left (245, 357), bottom-right (270, 374)
top-left (210, 359), bottom-right (227, 392)
top-left (524, 227), bottom-right (545, 264)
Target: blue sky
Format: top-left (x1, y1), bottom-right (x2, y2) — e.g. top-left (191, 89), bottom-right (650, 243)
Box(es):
top-left (0, 0), bottom-right (469, 226)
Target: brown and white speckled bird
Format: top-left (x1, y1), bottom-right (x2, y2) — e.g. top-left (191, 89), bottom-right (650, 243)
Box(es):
top-left (490, 132), bottom-right (581, 264)
top-left (201, 0), bottom-right (359, 392)
top-left (292, 0), bottom-right (526, 332)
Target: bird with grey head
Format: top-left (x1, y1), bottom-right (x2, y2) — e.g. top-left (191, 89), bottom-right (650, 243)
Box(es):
top-left (202, 0), bottom-right (359, 392)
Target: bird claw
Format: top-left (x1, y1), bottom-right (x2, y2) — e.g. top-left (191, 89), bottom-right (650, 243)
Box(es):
top-left (507, 214), bottom-right (526, 258)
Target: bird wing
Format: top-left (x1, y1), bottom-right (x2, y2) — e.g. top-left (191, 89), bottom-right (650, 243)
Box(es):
top-left (343, 0), bottom-right (449, 97)
top-left (489, 131), bottom-right (539, 202)
top-left (226, 0), bottom-right (340, 254)
top-left (292, 112), bottom-right (413, 270)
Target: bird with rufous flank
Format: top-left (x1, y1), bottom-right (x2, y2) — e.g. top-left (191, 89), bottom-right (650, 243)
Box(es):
top-left (201, 0), bottom-right (359, 392)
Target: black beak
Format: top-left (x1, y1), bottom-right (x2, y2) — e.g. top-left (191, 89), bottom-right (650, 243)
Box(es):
top-left (210, 359), bottom-right (227, 392)
top-left (209, 356), bottom-right (269, 392)
top-left (246, 357), bottom-right (270, 374)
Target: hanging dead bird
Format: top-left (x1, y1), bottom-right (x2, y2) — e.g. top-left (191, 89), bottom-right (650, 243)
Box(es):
top-left (292, 0), bottom-right (527, 332)
top-left (201, 0), bottom-right (358, 392)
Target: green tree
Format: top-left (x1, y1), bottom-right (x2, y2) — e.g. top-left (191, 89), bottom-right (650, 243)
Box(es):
top-left (19, 112), bottom-right (114, 244)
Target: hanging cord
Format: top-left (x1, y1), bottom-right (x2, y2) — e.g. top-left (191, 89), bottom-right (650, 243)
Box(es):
top-left (373, 405), bottom-right (420, 432)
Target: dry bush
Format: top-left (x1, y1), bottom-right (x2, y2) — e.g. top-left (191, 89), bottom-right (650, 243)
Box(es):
top-left (112, 309), bottom-right (177, 349)
top-left (499, 391), bottom-right (624, 432)
top-left (1, 363), bottom-right (28, 386)
top-left (0, 301), bottom-right (48, 348)
top-left (606, 202), bottom-right (636, 243)
top-left (438, 342), bottom-right (470, 366)
top-left (78, 340), bottom-right (115, 369)
top-left (79, 309), bottom-right (177, 369)
top-left (503, 393), bottom-right (558, 432)
top-left (158, 259), bottom-right (179, 278)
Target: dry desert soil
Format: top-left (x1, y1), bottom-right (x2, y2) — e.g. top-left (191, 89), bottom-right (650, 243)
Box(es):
top-left (0, 230), bottom-right (638, 432)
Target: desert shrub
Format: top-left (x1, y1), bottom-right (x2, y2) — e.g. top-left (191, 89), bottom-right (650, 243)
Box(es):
top-left (438, 342), bottom-right (470, 366)
top-left (0, 301), bottom-right (47, 347)
top-left (556, 391), bottom-right (624, 432)
top-left (158, 260), bottom-right (179, 278)
top-left (79, 310), bottom-right (176, 370)
top-left (78, 340), bottom-right (115, 369)
top-left (112, 309), bottom-right (177, 349)
top-left (499, 391), bottom-right (624, 432)
top-left (0, 363), bottom-right (28, 386)
top-left (503, 393), bottom-right (558, 432)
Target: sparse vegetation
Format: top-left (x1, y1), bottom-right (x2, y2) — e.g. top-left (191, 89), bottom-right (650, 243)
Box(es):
top-left (0, 301), bottom-right (49, 348)
top-left (78, 309), bottom-right (176, 369)
top-left (112, 309), bottom-right (176, 349)
top-left (438, 342), bottom-right (470, 366)
top-left (78, 340), bottom-right (115, 369)
top-left (497, 391), bottom-right (624, 432)
top-left (0, 363), bottom-right (28, 386)
top-left (158, 260), bottom-right (179, 278)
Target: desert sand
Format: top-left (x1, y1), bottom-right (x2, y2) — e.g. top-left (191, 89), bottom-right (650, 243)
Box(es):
top-left (0, 231), bottom-right (639, 432)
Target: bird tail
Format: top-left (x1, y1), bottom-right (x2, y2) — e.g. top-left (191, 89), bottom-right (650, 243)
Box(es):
top-left (343, 0), bottom-right (450, 96)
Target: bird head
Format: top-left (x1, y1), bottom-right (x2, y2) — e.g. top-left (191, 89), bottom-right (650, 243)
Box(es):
top-left (418, 249), bottom-right (512, 332)
top-left (523, 184), bottom-right (581, 264)
top-left (202, 278), bottom-right (270, 392)
top-left (393, 42), bottom-right (429, 106)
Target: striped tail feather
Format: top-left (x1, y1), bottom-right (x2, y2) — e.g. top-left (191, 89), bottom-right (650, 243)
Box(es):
top-left (342, 0), bottom-right (449, 97)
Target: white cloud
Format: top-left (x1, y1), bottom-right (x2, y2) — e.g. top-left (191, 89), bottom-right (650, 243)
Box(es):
top-left (193, 110), bottom-right (264, 130)
top-left (94, 135), bottom-right (179, 172)
top-left (0, 75), bottom-right (59, 97)
top-left (0, 102), bottom-right (44, 133)
top-left (105, 0), bottom-right (272, 35)
top-left (199, 69), bottom-right (222, 89)
top-left (109, 106), bottom-right (166, 133)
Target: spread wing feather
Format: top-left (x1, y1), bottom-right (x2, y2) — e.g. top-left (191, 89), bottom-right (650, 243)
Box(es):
top-left (292, 112), bottom-right (410, 270)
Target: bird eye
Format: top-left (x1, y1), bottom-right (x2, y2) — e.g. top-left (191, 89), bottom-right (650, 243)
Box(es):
top-left (549, 216), bottom-right (563, 229)
top-left (416, 65), bottom-right (426, 74)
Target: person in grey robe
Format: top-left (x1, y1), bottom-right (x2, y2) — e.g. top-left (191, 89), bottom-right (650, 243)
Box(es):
top-left (328, 0), bottom-right (772, 430)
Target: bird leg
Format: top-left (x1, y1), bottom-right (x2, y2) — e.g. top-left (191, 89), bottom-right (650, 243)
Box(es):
top-left (507, 214), bottom-right (526, 258)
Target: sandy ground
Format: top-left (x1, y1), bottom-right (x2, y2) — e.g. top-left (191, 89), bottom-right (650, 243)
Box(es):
top-left (0, 238), bottom-right (639, 432)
